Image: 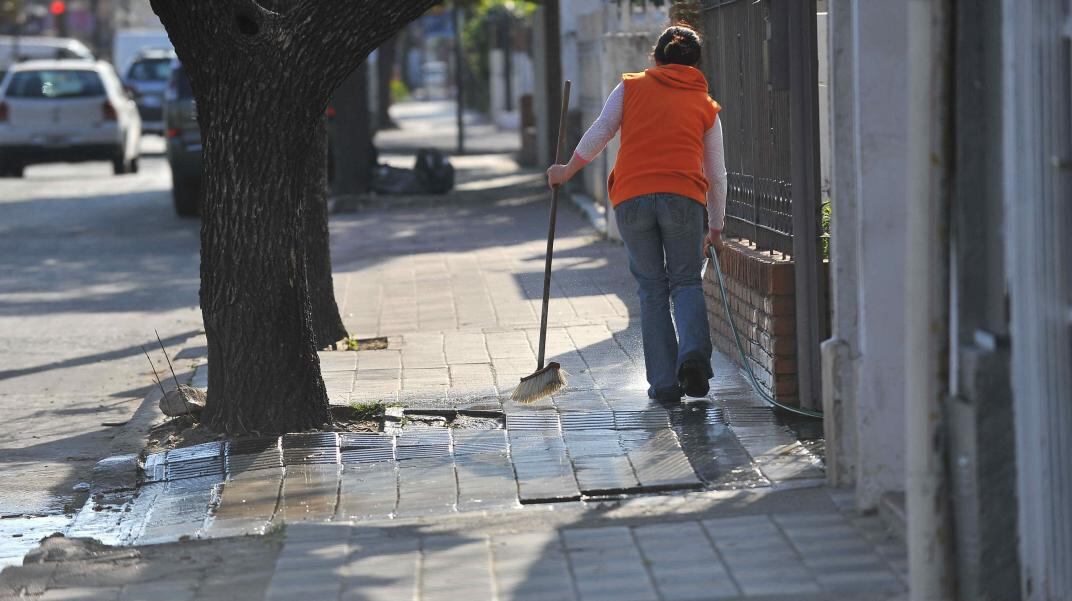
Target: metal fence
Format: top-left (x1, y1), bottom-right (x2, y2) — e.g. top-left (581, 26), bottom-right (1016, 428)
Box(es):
top-left (702, 0), bottom-right (795, 256)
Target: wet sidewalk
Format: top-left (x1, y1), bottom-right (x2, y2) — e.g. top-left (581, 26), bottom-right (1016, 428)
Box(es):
top-left (1, 106), bottom-right (905, 600)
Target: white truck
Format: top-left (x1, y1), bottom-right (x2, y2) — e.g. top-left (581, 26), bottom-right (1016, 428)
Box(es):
top-left (111, 29), bottom-right (172, 77)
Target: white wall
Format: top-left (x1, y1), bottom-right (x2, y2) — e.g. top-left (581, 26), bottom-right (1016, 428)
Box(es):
top-left (825, 0), bottom-right (910, 510)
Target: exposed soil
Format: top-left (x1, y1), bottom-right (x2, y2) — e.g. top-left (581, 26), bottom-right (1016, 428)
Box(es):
top-left (144, 415), bottom-right (224, 456)
top-left (144, 405), bottom-right (384, 455)
top-left (143, 405), bottom-right (502, 456)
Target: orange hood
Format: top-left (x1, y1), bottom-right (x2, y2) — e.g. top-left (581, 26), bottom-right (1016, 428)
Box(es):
top-left (625, 64), bottom-right (710, 92)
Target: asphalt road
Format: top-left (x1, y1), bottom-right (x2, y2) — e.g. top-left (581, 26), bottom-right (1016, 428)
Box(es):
top-left (0, 137), bottom-right (204, 518)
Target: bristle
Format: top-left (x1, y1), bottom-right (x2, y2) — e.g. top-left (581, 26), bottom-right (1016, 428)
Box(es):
top-left (511, 366), bottom-right (569, 404)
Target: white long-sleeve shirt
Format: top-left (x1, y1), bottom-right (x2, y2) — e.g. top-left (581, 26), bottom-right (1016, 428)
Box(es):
top-left (572, 82), bottom-right (728, 230)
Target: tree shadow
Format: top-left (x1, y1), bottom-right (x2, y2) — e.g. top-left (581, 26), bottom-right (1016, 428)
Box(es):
top-left (0, 186), bottom-right (200, 317)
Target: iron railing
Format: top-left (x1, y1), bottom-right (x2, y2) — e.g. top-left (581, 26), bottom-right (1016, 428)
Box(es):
top-left (702, 0), bottom-right (795, 256)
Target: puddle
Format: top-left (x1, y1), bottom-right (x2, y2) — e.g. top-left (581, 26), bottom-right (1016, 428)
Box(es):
top-left (0, 515), bottom-right (72, 567)
top-left (775, 411), bottom-right (826, 464)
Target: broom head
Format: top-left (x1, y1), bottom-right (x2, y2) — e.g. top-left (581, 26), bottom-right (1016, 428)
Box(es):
top-left (511, 362), bottom-right (568, 404)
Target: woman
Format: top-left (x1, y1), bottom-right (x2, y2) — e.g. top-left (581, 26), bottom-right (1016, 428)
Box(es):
top-left (547, 25), bottom-right (727, 402)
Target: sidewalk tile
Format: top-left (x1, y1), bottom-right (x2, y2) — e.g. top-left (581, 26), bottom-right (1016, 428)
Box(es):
top-left (561, 527), bottom-right (658, 601)
top-left (633, 522), bottom-right (739, 600)
top-left (491, 531), bottom-right (577, 601)
top-left (341, 538), bottom-right (419, 601)
top-left (337, 463), bottom-right (398, 520)
top-left (280, 465), bottom-right (339, 522)
top-left (420, 535), bottom-right (495, 601)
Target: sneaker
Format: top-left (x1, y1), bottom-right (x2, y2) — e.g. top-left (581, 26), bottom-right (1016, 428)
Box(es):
top-left (677, 359), bottom-right (710, 398)
top-left (648, 385), bottom-right (682, 403)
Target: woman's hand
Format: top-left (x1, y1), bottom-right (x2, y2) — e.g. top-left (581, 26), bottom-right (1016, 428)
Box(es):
top-left (705, 228), bottom-right (724, 258)
top-left (546, 164), bottom-right (571, 188)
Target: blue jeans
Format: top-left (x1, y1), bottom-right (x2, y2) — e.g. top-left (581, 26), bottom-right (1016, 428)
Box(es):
top-left (615, 193), bottom-right (713, 400)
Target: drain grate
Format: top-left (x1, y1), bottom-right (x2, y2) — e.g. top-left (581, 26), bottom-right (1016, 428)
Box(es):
top-left (560, 411), bottom-right (615, 430)
top-left (225, 437), bottom-right (282, 474)
top-left (281, 432), bottom-right (340, 465)
top-left (339, 432), bottom-right (395, 464)
top-left (505, 412), bottom-right (560, 431)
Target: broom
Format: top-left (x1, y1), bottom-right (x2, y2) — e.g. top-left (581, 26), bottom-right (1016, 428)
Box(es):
top-left (511, 80), bottom-right (572, 404)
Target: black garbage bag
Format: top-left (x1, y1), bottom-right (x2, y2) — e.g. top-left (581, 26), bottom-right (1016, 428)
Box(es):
top-left (414, 148), bottom-right (455, 194)
top-left (371, 148), bottom-right (455, 195)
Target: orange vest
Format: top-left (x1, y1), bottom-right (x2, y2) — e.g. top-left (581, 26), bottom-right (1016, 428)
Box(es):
top-left (608, 64), bottom-right (720, 207)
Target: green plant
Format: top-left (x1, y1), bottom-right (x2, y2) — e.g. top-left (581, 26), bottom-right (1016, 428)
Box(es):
top-left (461, 1), bottom-right (536, 115)
top-left (820, 199), bottom-right (832, 260)
top-left (390, 78), bottom-right (410, 103)
top-left (348, 401), bottom-right (387, 421)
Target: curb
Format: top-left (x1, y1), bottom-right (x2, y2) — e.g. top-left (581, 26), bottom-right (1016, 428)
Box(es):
top-left (565, 190), bottom-right (608, 234)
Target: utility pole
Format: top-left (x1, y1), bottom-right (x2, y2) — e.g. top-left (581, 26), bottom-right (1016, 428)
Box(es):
top-left (331, 63), bottom-right (372, 196)
top-left (453, 4), bottom-right (465, 155)
top-left (542, 0), bottom-right (562, 165)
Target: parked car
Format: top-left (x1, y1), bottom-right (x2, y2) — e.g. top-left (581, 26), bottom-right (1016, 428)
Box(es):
top-left (112, 29), bottom-right (172, 84)
top-left (0, 60), bottom-right (142, 177)
top-left (0, 36), bottom-right (94, 80)
top-left (163, 60), bottom-right (199, 215)
top-left (120, 48), bottom-right (175, 134)
top-left (164, 61), bottom-right (343, 217)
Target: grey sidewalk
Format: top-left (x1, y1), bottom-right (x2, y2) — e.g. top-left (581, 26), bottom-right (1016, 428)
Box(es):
top-left (1, 146), bottom-right (903, 600)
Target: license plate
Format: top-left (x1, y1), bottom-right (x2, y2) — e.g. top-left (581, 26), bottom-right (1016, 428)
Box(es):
top-left (33, 134), bottom-right (70, 146)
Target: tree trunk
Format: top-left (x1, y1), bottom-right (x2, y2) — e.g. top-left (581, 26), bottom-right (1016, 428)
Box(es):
top-left (307, 114), bottom-right (348, 349)
top-left (149, 0), bottom-right (437, 435)
top-left (375, 33), bottom-right (399, 131)
top-left (197, 90), bottom-right (331, 434)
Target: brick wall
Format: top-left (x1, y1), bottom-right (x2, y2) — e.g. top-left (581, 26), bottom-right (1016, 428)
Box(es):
top-left (703, 239), bottom-right (799, 405)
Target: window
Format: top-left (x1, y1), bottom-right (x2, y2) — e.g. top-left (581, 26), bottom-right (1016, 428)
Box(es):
top-left (6, 70), bottom-right (105, 99)
top-left (127, 58), bottom-right (173, 82)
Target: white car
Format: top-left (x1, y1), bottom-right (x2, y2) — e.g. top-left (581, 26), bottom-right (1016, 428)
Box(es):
top-left (0, 36), bottom-right (95, 78)
top-left (0, 60), bottom-right (142, 177)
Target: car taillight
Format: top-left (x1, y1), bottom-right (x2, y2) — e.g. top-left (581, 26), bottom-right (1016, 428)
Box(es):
top-left (0, 102), bottom-right (8, 122)
top-left (166, 127), bottom-right (181, 138)
top-left (102, 101), bottom-right (118, 122)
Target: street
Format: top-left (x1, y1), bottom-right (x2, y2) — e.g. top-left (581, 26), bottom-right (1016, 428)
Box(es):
top-left (0, 136), bottom-right (202, 522)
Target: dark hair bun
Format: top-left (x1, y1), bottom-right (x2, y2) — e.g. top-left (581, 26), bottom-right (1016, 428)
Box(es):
top-left (654, 25), bottom-right (701, 67)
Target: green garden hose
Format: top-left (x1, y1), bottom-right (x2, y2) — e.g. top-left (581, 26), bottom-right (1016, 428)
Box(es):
top-left (707, 246), bottom-right (824, 419)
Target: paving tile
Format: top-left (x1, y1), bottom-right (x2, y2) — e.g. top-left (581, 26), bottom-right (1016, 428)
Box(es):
top-left (490, 532), bottom-right (578, 601)
top-left (280, 465), bottom-right (339, 522)
top-left (702, 515), bottom-right (821, 596)
top-left (395, 458), bottom-right (457, 517)
top-left (633, 522), bottom-right (739, 600)
top-left (668, 403), bottom-right (764, 488)
top-left (337, 463), bottom-right (398, 520)
top-left (455, 453), bottom-right (519, 512)
top-left (420, 534), bottom-right (495, 601)
top-left (205, 468), bottom-right (283, 537)
top-left (341, 537), bottom-right (419, 601)
top-left (563, 430), bottom-right (640, 494)
top-left (40, 587), bottom-right (122, 600)
top-left (621, 429), bottom-right (702, 491)
top-left (561, 527), bottom-right (658, 601)
top-left (319, 351), bottom-right (358, 372)
top-left (135, 475), bottom-right (220, 544)
top-left (508, 431), bottom-right (580, 503)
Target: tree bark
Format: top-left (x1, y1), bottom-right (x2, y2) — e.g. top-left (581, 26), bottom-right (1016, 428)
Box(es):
top-left (375, 33), bottom-right (399, 131)
top-left (307, 113), bottom-right (348, 349)
top-left (150, 0), bottom-right (436, 435)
